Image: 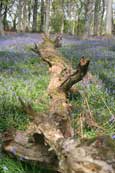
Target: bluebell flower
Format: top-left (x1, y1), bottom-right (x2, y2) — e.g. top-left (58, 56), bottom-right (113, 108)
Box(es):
top-left (112, 135), bottom-right (115, 139)
top-left (109, 115), bottom-right (115, 124)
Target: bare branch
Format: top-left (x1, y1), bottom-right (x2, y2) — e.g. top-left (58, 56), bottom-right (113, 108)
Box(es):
top-left (60, 56), bottom-right (90, 92)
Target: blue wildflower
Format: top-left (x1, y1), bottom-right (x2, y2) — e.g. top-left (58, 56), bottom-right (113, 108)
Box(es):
top-left (109, 115), bottom-right (115, 124)
top-left (112, 135), bottom-right (115, 139)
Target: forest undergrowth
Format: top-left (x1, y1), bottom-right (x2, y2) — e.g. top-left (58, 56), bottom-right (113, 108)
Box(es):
top-left (0, 34), bottom-right (115, 173)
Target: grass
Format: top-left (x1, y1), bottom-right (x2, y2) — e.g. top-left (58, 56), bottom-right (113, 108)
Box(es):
top-left (0, 36), bottom-right (115, 172)
top-left (59, 43), bottom-right (115, 137)
top-left (0, 56), bottom-right (49, 132)
top-left (0, 53), bottom-right (50, 172)
top-left (0, 156), bottom-right (54, 173)
top-left (0, 157), bottom-right (25, 173)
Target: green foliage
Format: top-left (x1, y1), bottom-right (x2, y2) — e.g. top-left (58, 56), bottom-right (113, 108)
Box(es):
top-left (59, 43), bottom-right (115, 137)
top-left (0, 0), bottom-right (11, 7)
top-left (0, 50), bottom-right (51, 172)
top-left (0, 37), bottom-right (115, 172)
top-left (76, 19), bottom-right (85, 35)
top-left (0, 157), bottom-right (25, 173)
top-left (51, 13), bottom-right (63, 33)
top-left (0, 56), bottom-right (49, 132)
top-left (0, 157), bottom-right (55, 173)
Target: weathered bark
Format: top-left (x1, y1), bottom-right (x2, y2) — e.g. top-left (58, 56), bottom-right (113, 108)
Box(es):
top-left (28, 0), bottom-right (32, 30)
top-left (12, 14), bottom-right (16, 31)
top-left (2, 126), bottom-right (58, 170)
top-left (105, 0), bottom-right (112, 35)
top-left (100, 0), bottom-right (105, 35)
top-left (60, 0), bottom-right (64, 34)
top-left (84, 0), bottom-right (94, 38)
top-left (40, 0), bottom-right (51, 34)
top-left (40, 0), bottom-right (45, 32)
top-left (17, 0), bottom-right (28, 32)
top-left (3, 5), bottom-right (8, 31)
top-left (93, 0), bottom-right (100, 35)
top-left (0, 16), bottom-right (4, 35)
top-left (17, 0), bottom-right (23, 32)
top-left (2, 35), bottom-right (115, 173)
top-left (77, 0), bottom-right (84, 36)
top-left (0, 2), bottom-right (4, 35)
top-left (44, 0), bottom-right (51, 34)
top-left (32, 0), bottom-right (38, 32)
top-left (22, 0), bottom-right (28, 32)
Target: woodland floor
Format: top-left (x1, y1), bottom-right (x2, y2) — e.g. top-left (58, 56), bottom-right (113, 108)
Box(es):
top-left (0, 33), bottom-right (115, 173)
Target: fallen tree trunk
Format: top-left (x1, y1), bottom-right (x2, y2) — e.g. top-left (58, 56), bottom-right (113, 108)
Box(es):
top-left (2, 34), bottom-right (115, 173)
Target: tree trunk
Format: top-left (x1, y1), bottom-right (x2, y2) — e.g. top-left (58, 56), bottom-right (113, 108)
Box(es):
top-left (93, 0), bottom-right (100, 35)
top-left (100, 0), bottom-right (105, 35)
top-left (0, 16), bottom-right (4, 35)
top-left (32, 0), bottom-right (38, 32)
top-left (84, 0), bottom-right (94, 38)
top-left (13, 16), bottom-right (16, 31)
top-left (17, 0), bottom-right (28, 32)
top-left (60, 0), bottom-right (64, 34)
top-left (3, 5), bottom-right (8, 31)
top-left (17, 0), bottom-right (23, 32)
top-left (71, 21), bottom-right (75, 35)
top-left (60, 16), bottom-right (64, 34)
top-left (0, 2), bottom-right (4, 35)
top-left (22, 0), bottom-right (28, 32)
top-left (69, 1), bottom-right (77, 35)
top-left (28, 0), bottom-right (32, 30)
top-left (105, 0), bottom-right (112, 35)
top-left (77, 1), bottom-right (84, 36)
top-left (40, 0), bottom-right (45, 32)
top-left (44, 0), bottom-right (51, 34)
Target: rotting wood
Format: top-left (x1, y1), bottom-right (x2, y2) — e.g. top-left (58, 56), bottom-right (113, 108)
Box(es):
top-left (2, 34), bottom-right (115, 173)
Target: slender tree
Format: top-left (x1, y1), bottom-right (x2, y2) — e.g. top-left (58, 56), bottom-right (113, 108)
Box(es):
top-left (0, 1), bottom-right (4, 35)
top-left (40, 0), bottom-right (51, 34)
top-left (84, 0), bottom-right (94, 37)
top-left (12, 14), bottom-right (17, 31)
top-left (17, 0), bottom-right (23, 32)
top-left (60, 0), bottom-right (64, 34)
top-left (44, 0), bottom-right (51, 34)
top-left (100, 0), bottom-right (105, 35)
top-left (93, 0), bottom-right (100, 35)
top-left (32, 0), bottom-right (38, 32)
top-left (3, 4), bottom-right (8, 30)
top-left (17, 0), bottom-right (28, 32)
top-left (40, 0), bottom-right (45, 32)
top-left (22, 0), bottom-right (28, 31)
top-left (105, 0), bottom-right (113, 35)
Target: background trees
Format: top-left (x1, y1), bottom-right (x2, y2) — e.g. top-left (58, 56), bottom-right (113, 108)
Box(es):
top-left (0, 1), bottom-right (4, 35)
top-left (0, 0), bottom-right (114, 36)
top-left (32, 0), bottom-right (38, 32)
top-left (105, 0), bottom-right (113, 35)
top-left (0, 0), bottom-right (13, 35)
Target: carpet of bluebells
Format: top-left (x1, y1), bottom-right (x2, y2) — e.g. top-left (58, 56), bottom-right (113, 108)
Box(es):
top-left (0, 33), bottom-right (115, 173)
